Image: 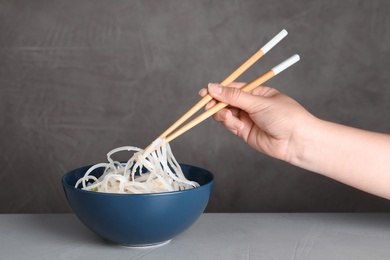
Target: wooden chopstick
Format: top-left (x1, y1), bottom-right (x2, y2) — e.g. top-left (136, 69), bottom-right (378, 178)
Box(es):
top-left (164, 54), bottom-right (300, 143)
top-left (149, 30), bottom-right (288, 146)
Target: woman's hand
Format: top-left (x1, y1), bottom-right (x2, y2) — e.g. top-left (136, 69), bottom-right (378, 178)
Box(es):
top-left (200, 82), bottom-right (390, 200)
top-left (200, 82), bottom-right (315, 161)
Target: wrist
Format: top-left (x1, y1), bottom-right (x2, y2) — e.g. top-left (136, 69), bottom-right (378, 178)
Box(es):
top-left (284, 114), bottom-right (324, 169)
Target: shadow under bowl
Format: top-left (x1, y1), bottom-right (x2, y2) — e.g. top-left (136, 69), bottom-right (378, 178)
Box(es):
top-left (62, 164), bottom-right (215, 247)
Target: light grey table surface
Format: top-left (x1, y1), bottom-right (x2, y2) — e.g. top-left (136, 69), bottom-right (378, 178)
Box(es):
top-left (1, 213), bottom-right (390, 260)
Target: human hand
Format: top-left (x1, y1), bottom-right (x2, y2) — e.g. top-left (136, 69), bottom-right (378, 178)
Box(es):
top-left (200, 83), bottom-right (390, 199)
top-left (199, 82), bottom-right (316, 161)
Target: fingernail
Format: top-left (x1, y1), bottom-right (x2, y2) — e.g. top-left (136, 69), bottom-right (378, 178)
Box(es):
top-left (221, 110), bottom-right (230, 120)
top-left (198, 88), bottom-right (206, 96)
top-left (234, 121), bottom-right (244, 130)
top-left (208, 83), bottom-right (222, 94)
top-left (205, 99), bottom-right (214, 110)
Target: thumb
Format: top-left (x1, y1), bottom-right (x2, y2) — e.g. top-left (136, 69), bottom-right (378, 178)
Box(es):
top-left (207, 83), bottom-right (263, 113)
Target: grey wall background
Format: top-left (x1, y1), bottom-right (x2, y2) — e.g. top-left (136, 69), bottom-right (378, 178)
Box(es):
top-left (1, 0), bottom-right (389, 213)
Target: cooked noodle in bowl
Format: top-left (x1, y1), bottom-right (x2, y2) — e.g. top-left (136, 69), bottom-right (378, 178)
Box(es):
top-left (75, 138), bottom-right (199, 194)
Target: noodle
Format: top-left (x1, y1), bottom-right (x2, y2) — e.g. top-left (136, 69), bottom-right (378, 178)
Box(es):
top-left (74, 138), bottom-right (199, 194)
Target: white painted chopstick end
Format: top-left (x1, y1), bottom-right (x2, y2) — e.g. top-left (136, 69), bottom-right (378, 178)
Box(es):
top-left (260, 29), bottom-right (288, 54)
top-left (271, 54), bottom-right (300, 75)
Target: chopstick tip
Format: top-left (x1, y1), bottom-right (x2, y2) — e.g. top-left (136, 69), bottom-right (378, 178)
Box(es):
top-left (271, 54), bottom-right (300, 75)
top-left (261, 29), bottom-right (289, 54)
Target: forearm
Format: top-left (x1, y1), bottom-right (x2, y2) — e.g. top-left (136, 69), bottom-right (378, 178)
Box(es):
top-left (288, 117), bottom-right (390, 199)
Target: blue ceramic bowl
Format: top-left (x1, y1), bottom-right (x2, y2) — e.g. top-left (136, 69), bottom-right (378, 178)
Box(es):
top-left (62, 164), bottom-right (215, 247)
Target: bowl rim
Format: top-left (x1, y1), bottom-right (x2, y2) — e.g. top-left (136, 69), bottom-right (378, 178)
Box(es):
top-left (62, 163), bottom-right (215, 197)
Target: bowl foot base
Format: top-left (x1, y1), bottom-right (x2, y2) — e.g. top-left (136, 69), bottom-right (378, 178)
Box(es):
top-left (117, 239), bottom-right (172, 248)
